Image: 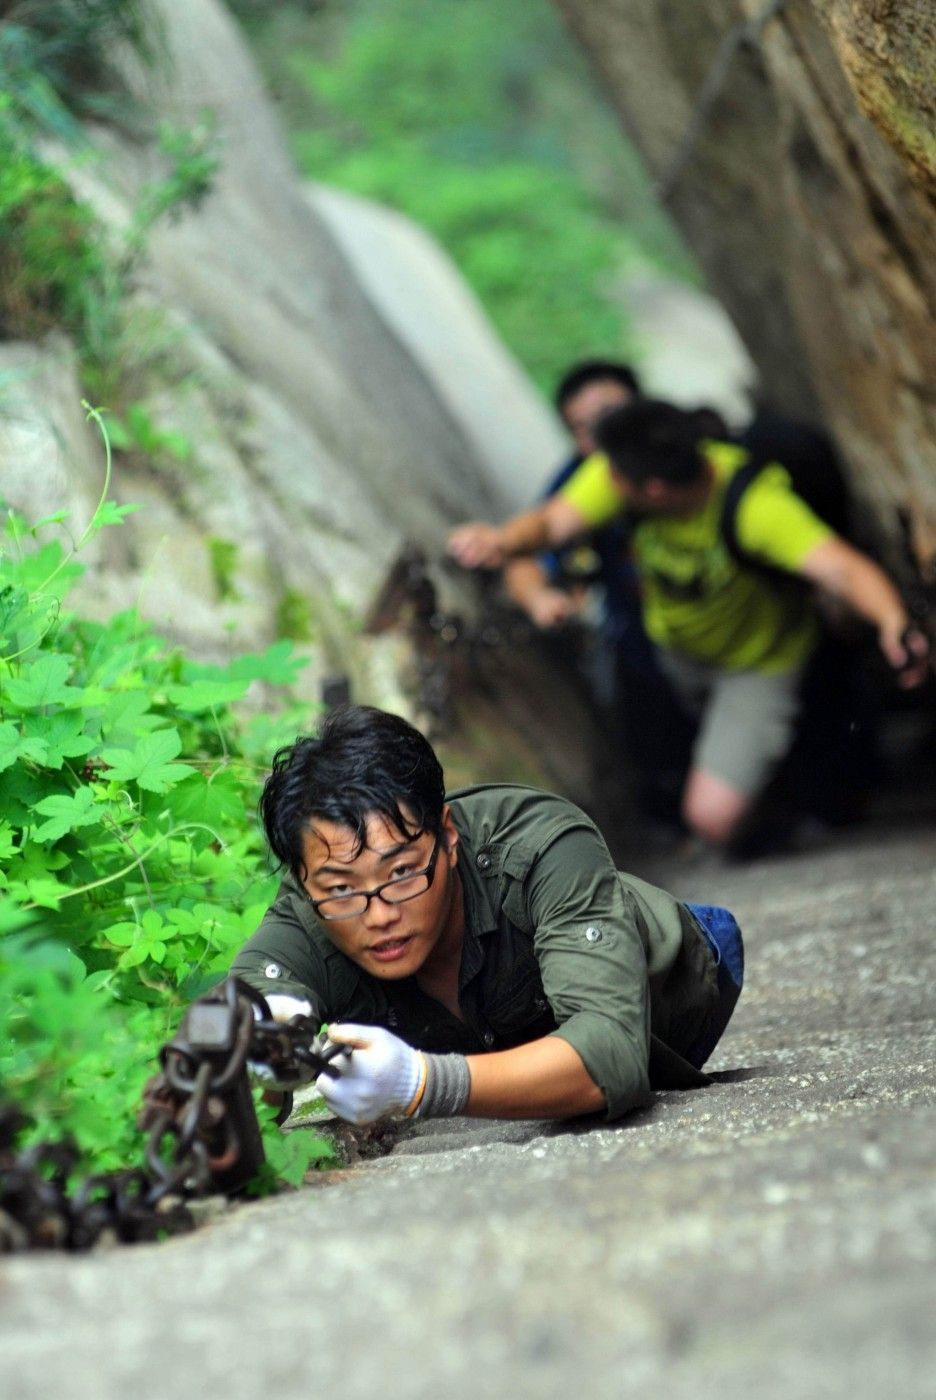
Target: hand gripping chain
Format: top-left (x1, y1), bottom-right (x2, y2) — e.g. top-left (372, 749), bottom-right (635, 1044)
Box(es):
top-left (0, 977), bottom-right (347, 1252)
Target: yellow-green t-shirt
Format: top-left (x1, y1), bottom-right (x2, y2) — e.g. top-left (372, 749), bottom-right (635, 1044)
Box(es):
top-left (560, 440), bottom-right (835, 673)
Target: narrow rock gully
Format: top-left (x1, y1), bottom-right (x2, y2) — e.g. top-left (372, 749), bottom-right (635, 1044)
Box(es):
top-left (3, 759), bottom-right (934, 1400)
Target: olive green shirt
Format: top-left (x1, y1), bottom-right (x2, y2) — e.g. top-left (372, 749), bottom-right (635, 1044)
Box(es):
top-left (231, 784), bottom-right (721, 1120)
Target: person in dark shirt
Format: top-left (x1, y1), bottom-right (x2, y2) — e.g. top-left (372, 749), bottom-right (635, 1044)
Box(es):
top-left (504, 361), bottom-right (692, 823)
top-left (232, 705), bottom-right (743, 1126)
top-left (504, 360), bottom-right (644, 644)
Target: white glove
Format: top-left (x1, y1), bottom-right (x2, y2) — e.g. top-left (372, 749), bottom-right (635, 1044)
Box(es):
top-left (262, 993), bottom-right (313, 1024)
top-left (315, 1023), bottom-right (425, 1125)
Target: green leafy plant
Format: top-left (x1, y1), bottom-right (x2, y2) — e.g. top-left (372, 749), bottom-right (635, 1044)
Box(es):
top-left (275, 587), bottom-right (314, 643)
top-left (0, 118), bottom-right (116, 343)
top-left (106, 402), bottom-right (192, 464)
top-left (0, 7), bottom-right (220, 401)
top-left (128, 118), bottom-right (221, 251)
top-left (0, 917), bottom-right (169, 1170)
top-left (0, 114), bottom-right (220, 393)
top-left (208, 537), bottom-right (242, 603)
top-left (0, 1), bottom-right (159, 125)
top-left (0, 407), bottom-right (335, 1186)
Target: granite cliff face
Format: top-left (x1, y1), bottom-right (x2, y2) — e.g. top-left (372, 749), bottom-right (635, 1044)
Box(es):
top-left (1, 0), bottom-right (601, 793)
top-left (553, 0), bottom-right (936, 576)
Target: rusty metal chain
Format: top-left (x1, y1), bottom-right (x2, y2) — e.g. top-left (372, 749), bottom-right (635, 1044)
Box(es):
top-left (0, 977), bottom-right (343, 1253)
top-left (364, 542), bottom-right (588, 730)
top-left (655, 0), bottom-right (787, 202)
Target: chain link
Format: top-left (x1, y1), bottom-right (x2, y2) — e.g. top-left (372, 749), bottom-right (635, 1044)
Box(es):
top-left (0, 977), bottom-right (342, 1253)
top-left (365, 542), bottom-right (583, 731)
top-left (655, 0), bottom-right (787, 203)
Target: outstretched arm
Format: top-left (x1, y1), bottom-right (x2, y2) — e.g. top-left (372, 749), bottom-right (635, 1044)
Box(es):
top-left (448, 496), bottom-right (588, 571)
top-left (318, 1023), bottom-right (606, 1124)
top-left (503, 557), bottom-right (579, 629)
top-left (799, 537), bottom-right (930, 686)
top-left (464, 1035), bottom-right (605, 1117)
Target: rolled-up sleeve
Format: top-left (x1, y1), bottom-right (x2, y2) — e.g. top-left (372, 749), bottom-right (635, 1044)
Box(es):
top-left (525, 826), bottom-right (653, 1119)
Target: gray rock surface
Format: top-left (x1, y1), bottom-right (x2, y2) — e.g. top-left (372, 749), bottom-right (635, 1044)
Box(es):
top-left (614, 266), bottom-right (755, 427)
top-left (552, 0), bottom-right (936, 556)
top-left (0, 0), bottom-right (561, 674)
top-left (4, 818), bottom-right (934, 1398)
top-left (306, 183), bottom-right (567, 512)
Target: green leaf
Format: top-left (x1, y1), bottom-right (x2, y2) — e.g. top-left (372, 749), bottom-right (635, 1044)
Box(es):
top-left (0, 766), bottom-right (51, 825)
top-left (108, 912), bottom-right (172, 970)
top-left (24, 712), bottom-right (97, 769)
top-left (100, 689), bottom-right (161, 742)
top-left (0, 584), bottom-right (32, 644)
top-left (117, 944), bottom-right (150, 968)
top-left (0, 821), bottom-right (17, 860)
top-left (102, 921), bottom-right (139, 948)
top-left (5, 844), bottom-right (70, 885)
top-left (165, 679), bottom-right (248, 712)
top-left (163, 768), bottom-right (245, 833)
top-left (191, 640), bottom-right (306, 688)
top-left (23, 876), bottom-right (70, 909)
top-left (164, 907), bottom-right (199, 935)
top-left (92, 501), bottom-right (141, 528)
top-left (29, 510), bottom-right (71, 531)
top-left (33, 786), bottom-right (101, 841)
top-left (0, 722), bottom-right (48, 772)
top-left (101, 729), bottom-right (195, 793)
top-left (4, 654), bottom-right (82, 709)
top-left (140, 910), bottom-right (164, 938)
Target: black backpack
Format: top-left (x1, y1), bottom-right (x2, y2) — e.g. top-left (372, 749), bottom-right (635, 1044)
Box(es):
top-left (719, 411), bottom-right (852, 568)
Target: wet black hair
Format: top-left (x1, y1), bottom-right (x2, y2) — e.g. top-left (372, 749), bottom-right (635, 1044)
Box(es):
top-left (593, 399), bottom-right (712, 486)
top-left (554, 360), bottom-right (641, 414)
top-left (259, 705), bottom-right (446, 881)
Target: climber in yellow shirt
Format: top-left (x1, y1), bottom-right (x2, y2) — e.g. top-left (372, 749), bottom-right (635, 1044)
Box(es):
top-left (449, 399), bottom-right (929, 850)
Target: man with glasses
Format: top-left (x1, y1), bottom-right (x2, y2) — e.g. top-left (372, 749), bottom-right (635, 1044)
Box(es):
top-left (231, 705), bottom-right (743, 1126)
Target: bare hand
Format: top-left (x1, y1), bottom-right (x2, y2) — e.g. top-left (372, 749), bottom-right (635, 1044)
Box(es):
top-left (527, 587), bottom-right (578, 630)
top-left (448, 523), bottom-right (507, 570)
top-left (879, 622), bottom-right (930, 688)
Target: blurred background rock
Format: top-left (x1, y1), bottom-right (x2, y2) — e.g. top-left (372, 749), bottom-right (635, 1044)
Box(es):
top-left (1, 0), bottom-right (932, 816)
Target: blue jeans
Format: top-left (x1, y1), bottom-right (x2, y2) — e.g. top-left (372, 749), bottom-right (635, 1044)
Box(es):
top-left (683, 902), bottom-right (745, 1070)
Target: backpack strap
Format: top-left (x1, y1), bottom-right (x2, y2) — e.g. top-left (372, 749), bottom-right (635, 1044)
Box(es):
top-left (718, 455), bottom-right (766, 564)
top-left (717, 450), bottom-right (812, 603)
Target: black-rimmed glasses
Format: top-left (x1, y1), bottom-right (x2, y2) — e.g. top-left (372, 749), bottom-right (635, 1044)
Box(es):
top-left (308, 837), bottom-right (441, 920)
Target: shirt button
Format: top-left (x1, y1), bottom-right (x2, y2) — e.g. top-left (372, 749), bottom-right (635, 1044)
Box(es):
top-left (264, 962), bottom-right (283, 978)
top-left (476, 852), bottom-right (492, 871)
top-left (482, 1029), bottom-right (495, 1048)
top-left (585, 926), bottom-right (603, 943)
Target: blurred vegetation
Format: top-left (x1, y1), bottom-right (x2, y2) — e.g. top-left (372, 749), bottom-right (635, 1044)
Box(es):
top-left (233, 0), bottom-right (696, 391)
top-left (0, 0), bottom-right (695, 1198)
top-left (0, 4), bottom-right (330, 1194)
top-left (0, 413), bottom-right (334, 1187)
top-left (0, 0), bottom-right (158, 126)
top-left (0, 125), bottom-right (112, 342)
top-left (0, 1), bottom-right (218, 401)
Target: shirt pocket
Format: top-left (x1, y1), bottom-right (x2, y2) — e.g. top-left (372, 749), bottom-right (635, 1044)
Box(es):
top-left (484, 951), bottom-right (557, 1045)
